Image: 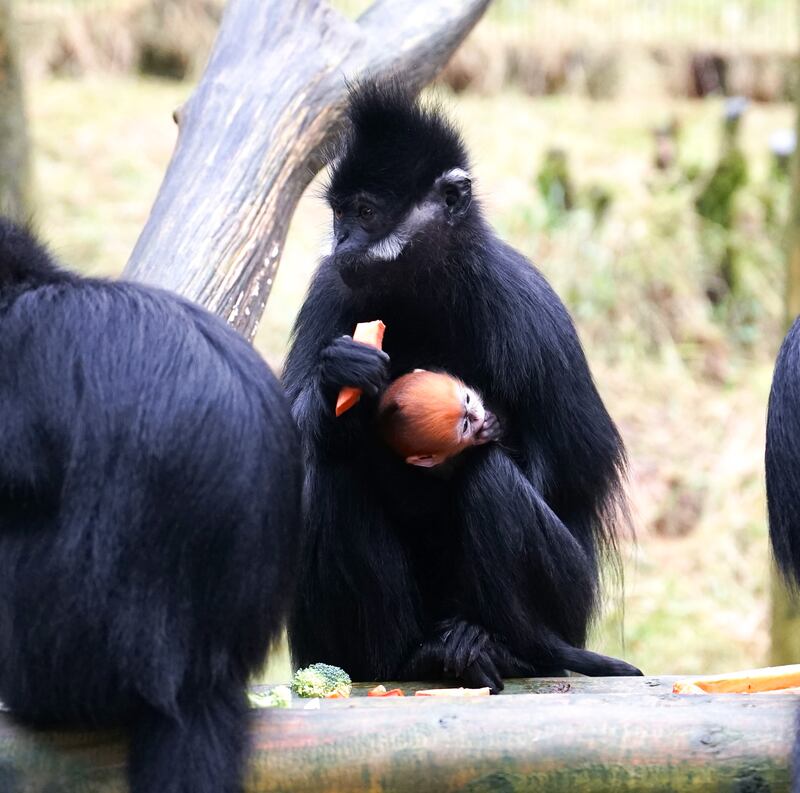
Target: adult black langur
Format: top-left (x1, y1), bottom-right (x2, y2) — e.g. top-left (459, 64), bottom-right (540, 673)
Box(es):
top-left (766, 317), bottom-right (800, 792)
top-left (0, 219), bottom-right (300, 793)
top-left (283, 81), bottom-right (640, 691)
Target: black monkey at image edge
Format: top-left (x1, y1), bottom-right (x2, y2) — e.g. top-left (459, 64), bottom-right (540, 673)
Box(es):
top-left (0, 219), bottom-right (300, 793)
top-left (284, 81), bottom-right (642, 690)
top-left (766, 318), bottom-right (800, 793)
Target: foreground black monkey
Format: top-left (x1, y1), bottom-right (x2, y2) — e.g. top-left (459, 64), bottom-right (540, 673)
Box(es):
top-left (284, 82), bottom-right (640, 690)
top-left (766, 318), bottom-right (800, 792)
top-left (0, 219), bottom-right (300, 793)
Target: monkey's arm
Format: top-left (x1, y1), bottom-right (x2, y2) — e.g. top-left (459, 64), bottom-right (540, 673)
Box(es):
top-left (453, 445), bottom-right (602, 665)
top-left (0, 394), bottom-right (47, 505)
top-left (289, 456), bottom-right (424, 681)
top-left (282, 266), bottom-right (388, 455)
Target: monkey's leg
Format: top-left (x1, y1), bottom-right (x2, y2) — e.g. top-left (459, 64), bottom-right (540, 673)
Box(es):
top-left (455, 445), bottom-right (600, 665)
top-left (128, 687), bottom-right (248, 793)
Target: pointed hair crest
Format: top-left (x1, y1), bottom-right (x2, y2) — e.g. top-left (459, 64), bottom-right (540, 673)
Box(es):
top-left (326, 79), bottom-right (470, 206)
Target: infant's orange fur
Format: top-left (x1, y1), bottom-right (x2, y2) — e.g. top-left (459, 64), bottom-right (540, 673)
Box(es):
top-left (378, 370), bottom-right (500, 467)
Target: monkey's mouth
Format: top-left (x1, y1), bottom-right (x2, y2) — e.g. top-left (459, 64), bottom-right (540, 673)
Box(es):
top-left (335, 253), bottom-right (370, 288)
top-left (335, 250), bottom-right (405, 289)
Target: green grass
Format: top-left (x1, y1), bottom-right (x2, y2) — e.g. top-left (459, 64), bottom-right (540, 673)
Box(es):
top-left (26, 73), bottom-right (794, 677)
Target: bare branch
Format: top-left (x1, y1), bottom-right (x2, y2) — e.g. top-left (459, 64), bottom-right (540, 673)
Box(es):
top-left (123, 0), bottom-right (490, 340)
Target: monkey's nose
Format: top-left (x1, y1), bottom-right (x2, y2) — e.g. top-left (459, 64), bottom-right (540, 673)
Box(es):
top-left (337, 230), bottom-right (350, 246)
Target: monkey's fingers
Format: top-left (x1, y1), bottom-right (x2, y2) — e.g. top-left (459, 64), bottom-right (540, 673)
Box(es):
top-left (321, 340), bottom-right (390, 395)
top-left (462, 652), bottom-right (504, 694)
top-left (443, 621), bottom-right (488, 676)
top-left (474, 413), bottom-right (501, 445)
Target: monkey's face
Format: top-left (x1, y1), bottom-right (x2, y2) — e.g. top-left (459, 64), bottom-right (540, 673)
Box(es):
top-left (327, 168), bottom-right (472, 289)
top-left (458, 385), bottom-right (486, 444)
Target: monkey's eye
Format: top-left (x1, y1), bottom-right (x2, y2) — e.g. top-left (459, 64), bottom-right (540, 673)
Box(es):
top-left (465, 393), bottom-right (471, 404)
top-left (334, 208), bottom-right (344, 221)
top-left (462, 418), bottom-right (469, 434)
top-left (358, 206), bottom-right (374, 219)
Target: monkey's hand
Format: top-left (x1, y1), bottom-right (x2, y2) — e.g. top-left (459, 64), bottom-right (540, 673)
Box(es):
top-left (438, 618), bottom-right (504, 693)
top-left (475, 410), bottom-right (502, 445)
top-left (319, 335), bottom-right (390, 397)
top-left (397, 618), bottom-right (504, 693)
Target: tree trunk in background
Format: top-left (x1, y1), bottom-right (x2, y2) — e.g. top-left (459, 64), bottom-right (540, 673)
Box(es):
top-left (769, 24), bottom-right (800, 664)
top-left (0, 0), bottom-right (31, 222)
top-left (123, 0), bottom-right (490, 341)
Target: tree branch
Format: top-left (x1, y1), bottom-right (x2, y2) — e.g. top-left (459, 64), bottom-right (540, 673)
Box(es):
top-left (0, 677), bottom-right (793, 791)
top-left (122, 0), bottom-right (490, 340)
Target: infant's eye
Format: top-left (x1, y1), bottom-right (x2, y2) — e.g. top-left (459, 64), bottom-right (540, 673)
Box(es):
top-left (466, 393), bottom-right (471, 404)
top-left (462, 419), bottom-right (469, 433)
top-left (334, 208), bottom-right (344, 220)
top-left (359, 206), bottom-right (374, 219)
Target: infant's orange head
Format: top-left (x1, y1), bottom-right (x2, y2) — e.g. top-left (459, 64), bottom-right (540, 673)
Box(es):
top-left (378, 370), bottom-right (487, 467)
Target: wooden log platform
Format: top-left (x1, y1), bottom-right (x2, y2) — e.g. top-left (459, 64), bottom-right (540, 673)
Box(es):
top-left (0, 676), bottom-right (795, 792)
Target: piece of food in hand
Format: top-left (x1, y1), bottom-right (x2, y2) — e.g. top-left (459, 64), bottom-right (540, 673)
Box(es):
top-left (673, 663), bottom-right (800, 694)
top-left (248, 684), bottom-right (292, 709)
top-left (415, 687), bottom-right (491, 697)
top-left (291, 662), bottom-right (352, 698)
top-left (368, 685), bottom-right (405, 697)
top-left (335, 320), bottom-right (386, 416)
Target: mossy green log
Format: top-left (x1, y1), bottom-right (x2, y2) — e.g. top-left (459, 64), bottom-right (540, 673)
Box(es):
top-left (0, 677), bottom-right (794, 792)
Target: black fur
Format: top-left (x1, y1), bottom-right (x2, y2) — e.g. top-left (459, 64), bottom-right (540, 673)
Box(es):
top-left (284, 82), bottom-right (639, 690)
top-left (766, 317), bottom-right (800, 792)
top-left (767, 318), bottom-right (800, 584)
top-left (0, 219), bottom-right (300, 793)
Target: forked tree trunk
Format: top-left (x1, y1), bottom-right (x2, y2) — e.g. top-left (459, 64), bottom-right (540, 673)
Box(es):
top-left (122, 0), bottom-right (490, 340)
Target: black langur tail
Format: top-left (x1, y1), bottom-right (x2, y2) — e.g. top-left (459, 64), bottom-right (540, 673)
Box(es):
top-left (490, 632), bottom-right (642, 678)
top-left (551, 644), bottom-right (642, 677)
top-left (766, 319), bottom-right (800, 586)
top-left (128, 687), bottom-right (249, 793)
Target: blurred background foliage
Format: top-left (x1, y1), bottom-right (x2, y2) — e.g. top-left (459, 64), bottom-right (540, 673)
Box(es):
top-left (10, 0), bottom-right (800, 676)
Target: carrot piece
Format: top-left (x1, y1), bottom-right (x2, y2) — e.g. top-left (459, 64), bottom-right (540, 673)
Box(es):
top-left (335, 320), bottom-right (386, 417)
top-left (672, 663), bottom-right (800, 694)
top-left (415, 687), bottom-right (491, 697)
top-left (324, 691), bottom-right (347, 699)
top-left (367, 685), bottom-right (405, 697)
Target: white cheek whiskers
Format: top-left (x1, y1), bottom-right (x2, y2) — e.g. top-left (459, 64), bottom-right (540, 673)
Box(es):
top-left (366, 231), bottom-right (408, 262)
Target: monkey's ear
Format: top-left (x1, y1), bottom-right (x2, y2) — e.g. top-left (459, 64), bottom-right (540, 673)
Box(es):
top-left (406, 453), bottom-right (445, 468)
top-left (436, 168), bottom-right (472, 219)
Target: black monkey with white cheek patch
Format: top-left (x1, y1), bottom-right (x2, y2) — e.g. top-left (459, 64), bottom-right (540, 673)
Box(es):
top-left (0, 219), bottom-right (300, 793)
top-left (284, 82), bottom-right (640, 690)
top-left (766, 318), bottom-right (800, 792)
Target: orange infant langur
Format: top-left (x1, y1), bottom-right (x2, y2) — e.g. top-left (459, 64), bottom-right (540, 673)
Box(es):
top-left (378, 370), bottom-right (502, 468)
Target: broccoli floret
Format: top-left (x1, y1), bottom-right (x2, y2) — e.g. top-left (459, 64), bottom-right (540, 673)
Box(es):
top-left (291, 663), bottom-right (352, 698)
top-left (248, 684), bottom-right (293, 709)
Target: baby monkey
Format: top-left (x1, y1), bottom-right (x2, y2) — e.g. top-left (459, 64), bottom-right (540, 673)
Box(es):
top-left (378, 370), bottom-right (501, 467)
